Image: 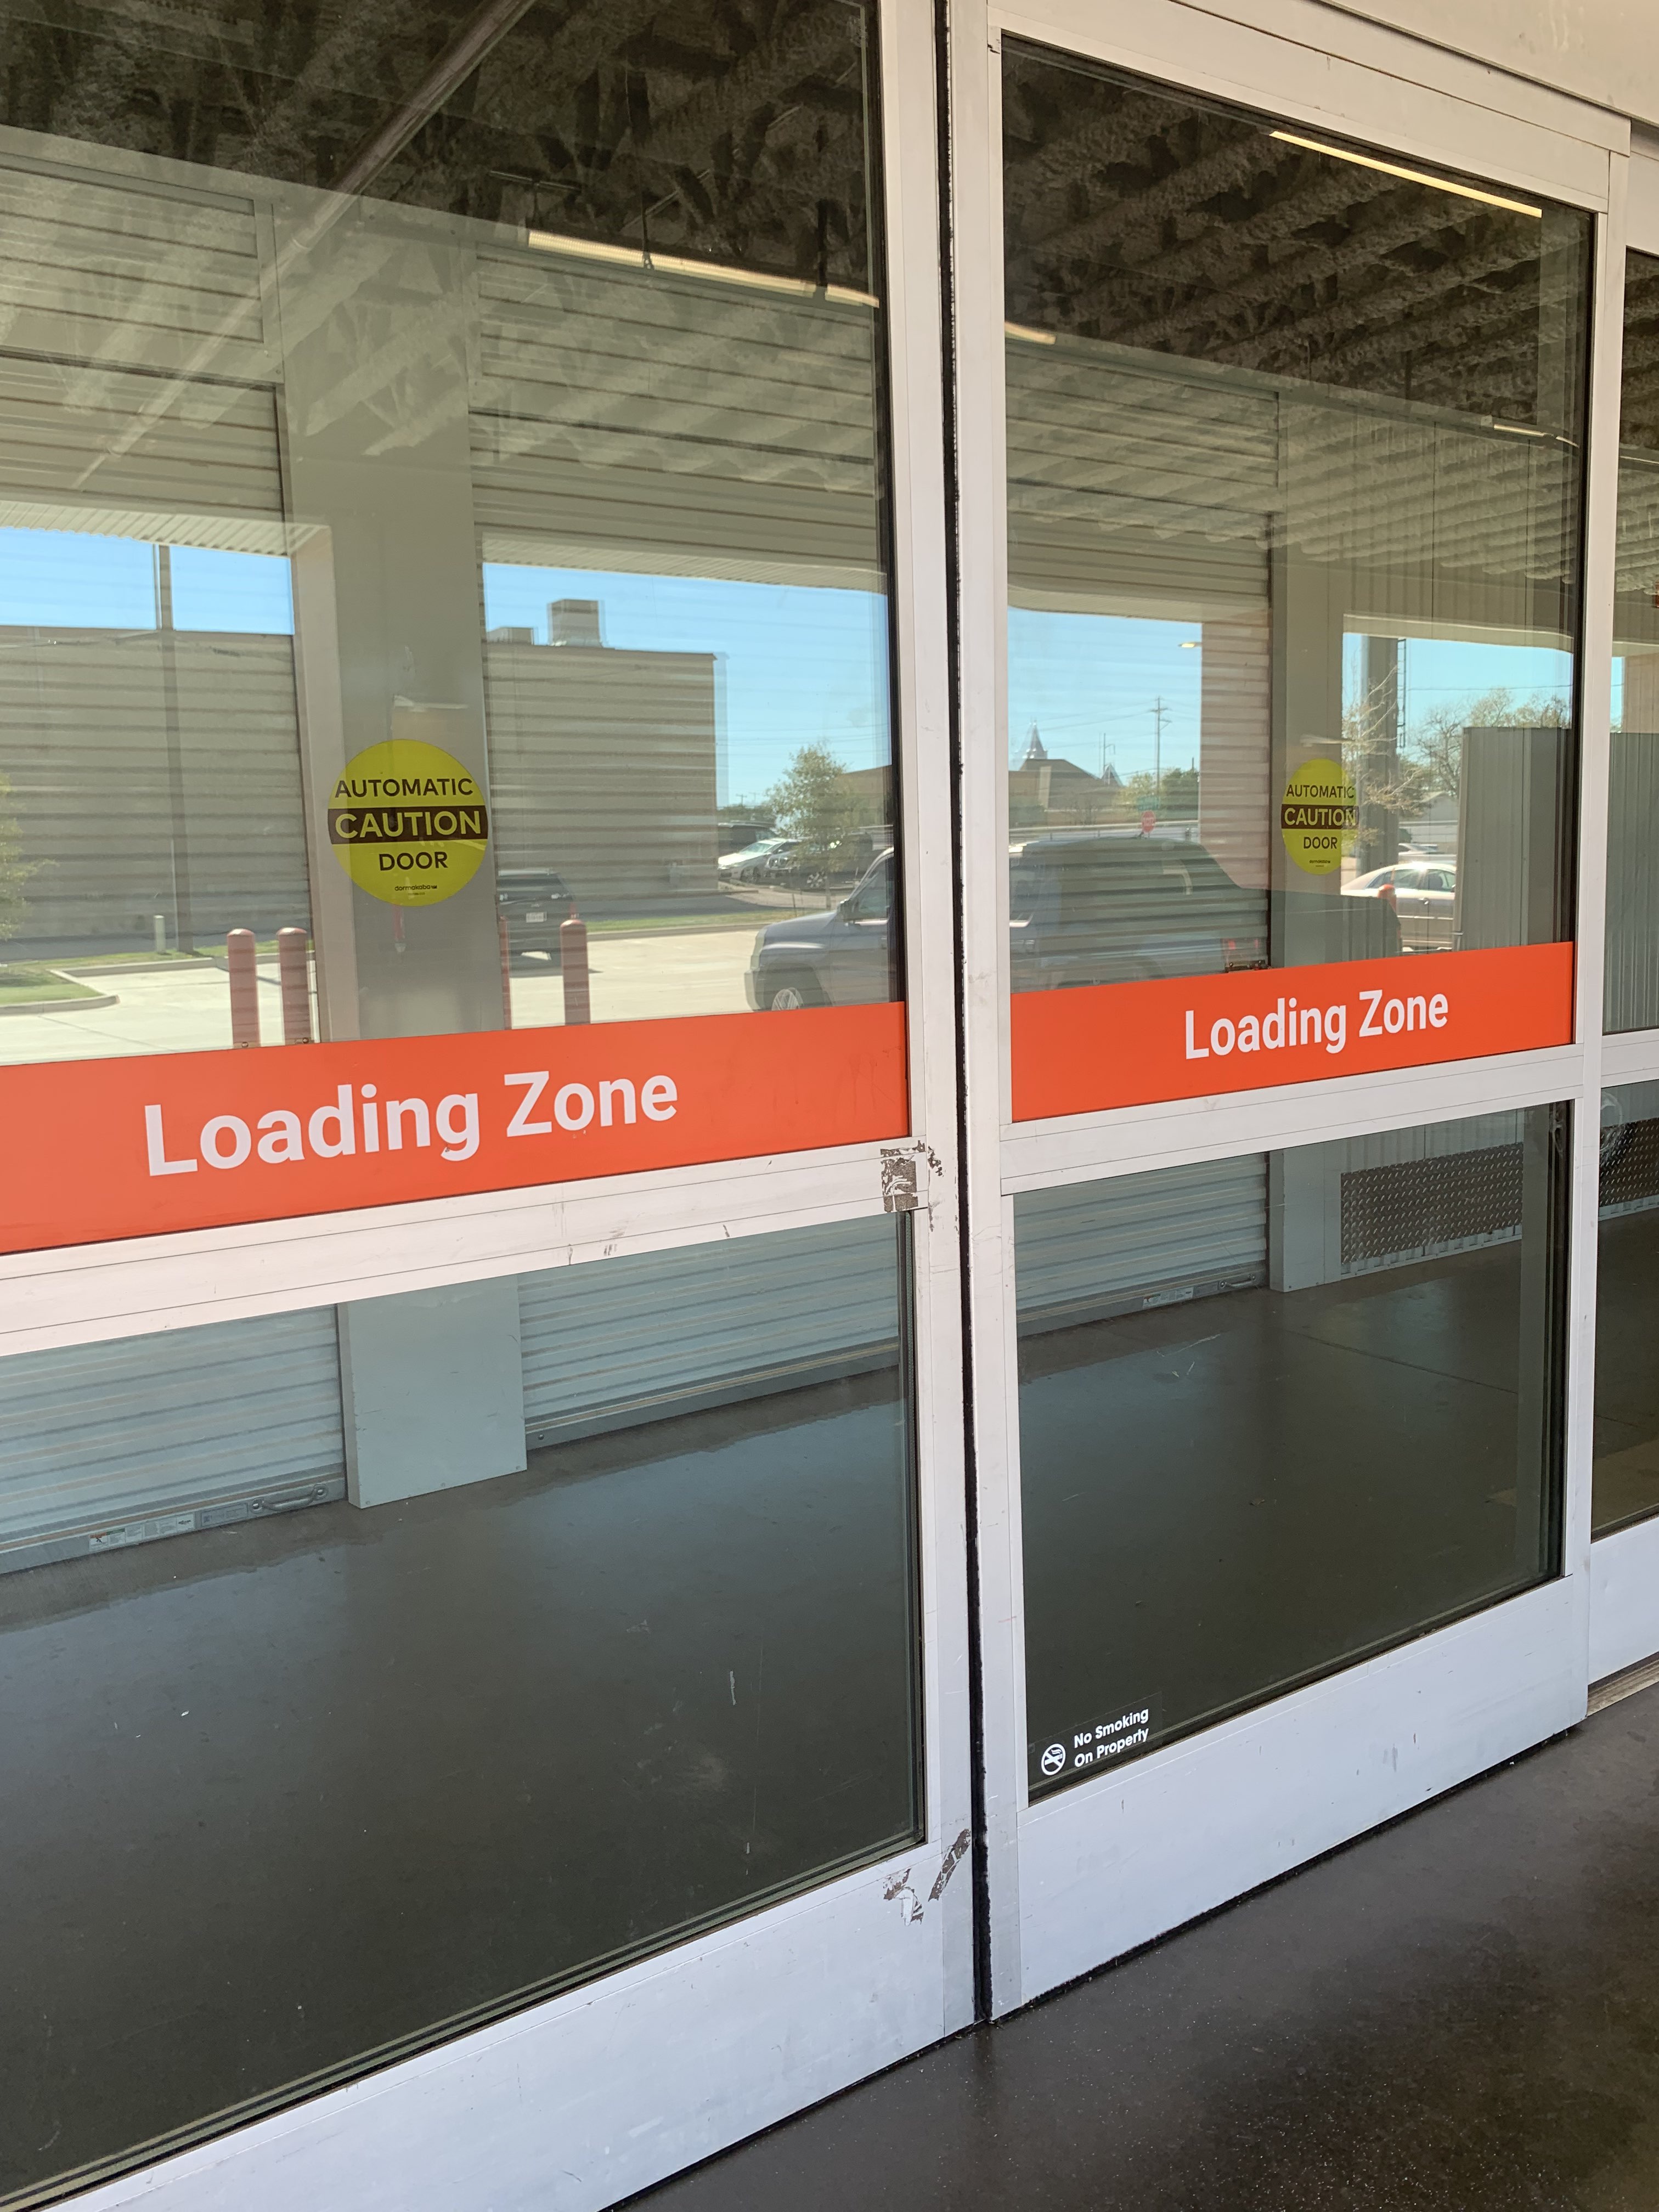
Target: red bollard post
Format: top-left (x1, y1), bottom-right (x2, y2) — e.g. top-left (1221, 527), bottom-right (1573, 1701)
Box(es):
top-left (276, 927), bottom-right (312, 1045)
top-left (227, 928), bottom-right (260, 1048)
top-left (499, 913), bottom-right (514, 1030)
top-left (560, 912), bottom-right (590, 1025)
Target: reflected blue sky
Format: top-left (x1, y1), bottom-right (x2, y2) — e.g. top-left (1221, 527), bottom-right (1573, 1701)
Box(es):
top-left (0, 529), bottom-right (294, 633)
top-left (2, 529), bottom-right (1587, 789)
top-left (1010, 610), bottom-right (1577, 782)
top-left (482, 565), bottom-right (890, 806)
top-left (1009, 609), bottom-right (1201, 778)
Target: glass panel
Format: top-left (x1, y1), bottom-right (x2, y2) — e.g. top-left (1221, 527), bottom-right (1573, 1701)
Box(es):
top-left (1003, 49), bottom-right (1589, 1003)
top-left (1607, 250), bottom-right (1659, 1032)
top-left (1015, 1109), bottom-right (1570, 1796)
top-left (1593, 1081), bottom-right (1659, 1533)
top-left (0, 1217), bottom-right (919, 2200)
top-left (0, 0), bottom-right (898, 1065)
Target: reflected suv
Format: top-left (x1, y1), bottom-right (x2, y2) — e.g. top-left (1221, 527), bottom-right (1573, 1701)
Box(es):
top-left (746, 836), bottom-right (1277, 1011)
top-left (1008, 834), bottom-right (1268, 987)
top-left (746, 852), bottom-right (896, 1009)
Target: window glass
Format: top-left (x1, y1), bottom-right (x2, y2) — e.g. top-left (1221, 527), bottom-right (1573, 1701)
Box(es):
top-left (0, 1216), bottom-right (919, 2199)
top-left (0, 0), bottom-right (899, 1069)
top-left (1594, 1081), bottom-right (1659, 1533)
top-left (1003, 48), bottom-right (1589, 1014)
top-left (1607, 249), bottom-right (1659, 1032)
top-left (1015, 1108), bottom-right (1570, 1795)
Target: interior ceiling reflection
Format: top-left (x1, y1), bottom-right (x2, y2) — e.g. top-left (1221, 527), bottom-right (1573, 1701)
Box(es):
top-left (1002, 44), bottom-right (1581, 432)
top-left (0, 0), bottom-right (873, 286)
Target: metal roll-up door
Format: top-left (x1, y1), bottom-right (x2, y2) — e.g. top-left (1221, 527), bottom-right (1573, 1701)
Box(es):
top-left (1014, 1156), bottom-right (1268, 1335)
top-left (470, 242), bottom-right (883, 590)
top-left (519, 1218), bottom-right (900, 1448)
top-left (1005, 342), bottom-right (1274, 617)
top-left (0, 154), bottom-right (269, 383)
top-left (0, 353), bottom-right (288, 551)
top-left (0, 1308), bottom-right (346, 1576)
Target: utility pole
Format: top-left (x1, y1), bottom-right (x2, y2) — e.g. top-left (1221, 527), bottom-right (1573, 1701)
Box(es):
top-left (156, 541), bottom-right (195, 954)
top-left (1150, 695), bottom-right (1168, 809)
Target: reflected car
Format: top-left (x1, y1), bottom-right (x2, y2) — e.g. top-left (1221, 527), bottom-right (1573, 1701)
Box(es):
top-left (496, 867), bottom-right (576, 966)
top-left (732, 839), bottom-right (805, 884)
top-left (1345, 861), bottom-right (1456, 951)
top-left (718, 836), bottom-right (788, 877)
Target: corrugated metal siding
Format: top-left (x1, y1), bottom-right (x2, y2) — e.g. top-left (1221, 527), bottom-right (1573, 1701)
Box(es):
top-left (1455, 726), bottom-right (1568, 952)
top-left (1, 630), bottom-right (311, 944)
top-left (0, 156), bottom-right (267, 381)
top-left (1605, 731), bottom-right (1659, 1032)
top-left (1005, 342), bottom-right (1273, 615)
top-left (1014, 1157), bottom-right (1268, 1332)
top-left (0, 354), bottom-right (286, 550)
top-left (520, 1217), bottom-right (900, 1444)
top-left (1198, 610), bottom-right (1272, 893)
top-left (470, 245), bottom-right (883, 589)
top-left (0, 1308), bottom-right (344, 1572)
top-left (482, 640), bottom-right (718, 904)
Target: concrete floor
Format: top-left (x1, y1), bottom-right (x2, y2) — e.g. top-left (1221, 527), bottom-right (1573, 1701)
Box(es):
top-left (639, 1680), bottom-right (1659, 2212)
top-left (0, 1370), bottom-right (917, 2202)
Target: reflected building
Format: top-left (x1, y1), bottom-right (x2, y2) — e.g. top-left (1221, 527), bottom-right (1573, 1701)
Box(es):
top-left (484, 599), bottom-right (719, 910)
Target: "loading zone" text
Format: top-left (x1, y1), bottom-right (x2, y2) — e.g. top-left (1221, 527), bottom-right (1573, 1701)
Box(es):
top-left (1184, 985), bottom-right (1449, 1064)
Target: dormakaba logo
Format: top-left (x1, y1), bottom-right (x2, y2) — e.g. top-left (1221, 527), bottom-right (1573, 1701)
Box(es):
top-left (143, 1068), bottom-right (678, 1177)
top-left (1184, 983), bottom-right (1450, 1063)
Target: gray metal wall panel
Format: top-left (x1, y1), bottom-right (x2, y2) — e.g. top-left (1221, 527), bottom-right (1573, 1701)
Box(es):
top-left (519, 1217), bottom-right (900, 1442)
top-left (471, 246), bottom-right (883, 590)
top-left (2, 630), bottom-right (311, 945)
top-left (0, 157), bottom-right (267, 380)
top-left (1605, 730), bottom-right (1659, 1032)
top-left (0, 1308), bottom-right (344, 1565)
top-left (1014, 1156), bottom-right (1268, 1330)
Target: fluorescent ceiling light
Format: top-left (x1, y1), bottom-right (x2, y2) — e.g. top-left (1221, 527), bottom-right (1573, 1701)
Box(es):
top-left (526, 229), bottom-right (876, 306)
top-left (1005, 320), bottom-right (1057, 345)
top-left (1268, 131), bottom-right (1543, 218)
top-left (1491, 421), bottom-right (1550, 438)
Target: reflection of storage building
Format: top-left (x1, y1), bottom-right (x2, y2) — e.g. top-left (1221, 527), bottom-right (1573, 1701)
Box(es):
top-left (483, 599), bottom-right (718, 906)
top-left (0, 624), bottom-right (310, 953)
top-left (1008, 726), bottom-right (1120, 825)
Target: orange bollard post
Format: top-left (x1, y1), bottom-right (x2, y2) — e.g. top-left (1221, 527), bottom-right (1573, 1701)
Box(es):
top-left (499, 913), bottom-right (514, 1030)
top-left (227, 928), bottom-right (260, 1047)
top-left (276, 927), bottom-right (312, 1045)
top-left (560, 912), bottom-right (590, 1025)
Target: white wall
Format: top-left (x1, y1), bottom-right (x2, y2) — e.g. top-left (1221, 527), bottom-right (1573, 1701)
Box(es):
top-left (1330, 0), bottom-right (1655, 129)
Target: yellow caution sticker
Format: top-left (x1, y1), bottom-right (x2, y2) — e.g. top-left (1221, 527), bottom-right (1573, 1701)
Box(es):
top-left (327, 739), bottom-right (490, 906)
top-left (1279, 758), bottom-right (1356, 876)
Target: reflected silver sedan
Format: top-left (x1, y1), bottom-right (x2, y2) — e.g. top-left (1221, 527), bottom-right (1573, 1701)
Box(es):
top-left (1345, 861), bottom-right (1456, 951)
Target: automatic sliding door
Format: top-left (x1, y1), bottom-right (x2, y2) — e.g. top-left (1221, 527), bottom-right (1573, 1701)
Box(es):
top-left (954, 3), bottom-right (1604, 2012)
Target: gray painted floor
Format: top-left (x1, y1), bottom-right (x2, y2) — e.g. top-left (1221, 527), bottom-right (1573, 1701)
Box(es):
top-left (638, 1680), bottom-right (1659, 2211)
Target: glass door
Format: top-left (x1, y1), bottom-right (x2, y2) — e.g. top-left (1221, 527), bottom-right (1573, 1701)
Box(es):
top-left (0, 0), bottom-right (971, 2204)
top-left (949, 0), bottom-right (1623, 2008)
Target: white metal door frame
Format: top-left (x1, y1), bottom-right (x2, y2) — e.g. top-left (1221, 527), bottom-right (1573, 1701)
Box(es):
top-left (946, 0), bottom-right (1632, 2011)
top-left (1588, 136), bottom-right (1659, 1682)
